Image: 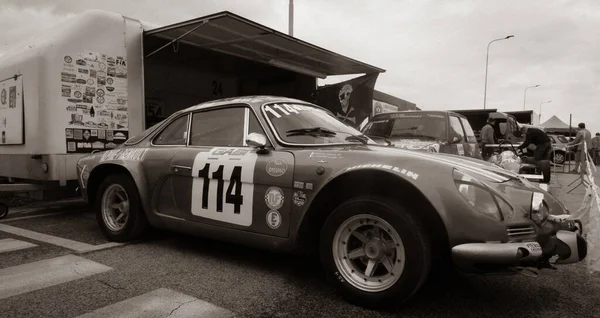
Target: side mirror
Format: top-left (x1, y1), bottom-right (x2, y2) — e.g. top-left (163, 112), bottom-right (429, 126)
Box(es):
top-left (451, 135), bottom-right (462, 144)
top-left (246, 132), bottom-right (269, 153)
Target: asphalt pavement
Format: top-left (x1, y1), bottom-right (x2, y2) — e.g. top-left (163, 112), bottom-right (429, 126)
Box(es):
top-left (1, 172), bottom-right (600, 318)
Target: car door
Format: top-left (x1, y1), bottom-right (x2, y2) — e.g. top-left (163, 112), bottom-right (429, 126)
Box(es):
top-left (168, 105), bottom-right (295, 238)
top-left (458, 116), bottom-right (479, 158)
top-left (141, 113), bottom-right (191, 217)
top-left (448, 115), bottom-right (468, 156)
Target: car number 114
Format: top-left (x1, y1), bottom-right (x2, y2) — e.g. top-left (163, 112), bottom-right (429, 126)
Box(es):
top-left (190, 149), bottom-right (257, 226)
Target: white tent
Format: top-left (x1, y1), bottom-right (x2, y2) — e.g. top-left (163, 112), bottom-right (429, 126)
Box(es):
top-left (540, 115), bottom-right (576, 135)
top-left (540, 115), bottom-right (570, 129)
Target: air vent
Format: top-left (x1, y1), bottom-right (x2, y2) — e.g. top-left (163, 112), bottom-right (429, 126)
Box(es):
top-left (507, 224), bottom-right (536, 240)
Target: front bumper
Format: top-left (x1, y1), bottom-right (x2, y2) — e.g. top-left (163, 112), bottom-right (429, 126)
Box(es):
top-left (452, 219), bottom-right (587, 272)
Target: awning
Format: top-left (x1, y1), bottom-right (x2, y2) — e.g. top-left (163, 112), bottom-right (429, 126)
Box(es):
top-left (143, 11), bottom-right (385, 79)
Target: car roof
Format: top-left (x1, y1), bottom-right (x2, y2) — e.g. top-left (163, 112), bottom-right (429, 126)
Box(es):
top-left (179, 95), bottom-right (316, 114)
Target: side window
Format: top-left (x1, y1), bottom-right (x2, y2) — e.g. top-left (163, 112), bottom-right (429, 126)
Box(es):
top-left (459, 117), bottom-right (477, 143)
top-left (248, 110), bottom-right (272, 147)
top-left (449, 116), bottom-right (465, 141)
top-left (190, 107), bottom-right (245, 146)
top-left (153, 115), bottom-right (188, 145)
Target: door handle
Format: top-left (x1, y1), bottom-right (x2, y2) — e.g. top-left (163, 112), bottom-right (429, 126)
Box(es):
top-left (171, 165), bottom-right (191, 174)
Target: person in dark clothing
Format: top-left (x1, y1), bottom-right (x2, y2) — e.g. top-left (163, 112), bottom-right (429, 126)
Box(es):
top-left (517, 126), bottom-right (551, 163)
top-left (480, 118), bottom-right (496, 160)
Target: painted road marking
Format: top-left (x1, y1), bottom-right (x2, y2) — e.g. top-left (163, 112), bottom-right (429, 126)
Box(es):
top-left (76, 288), bottom-right (236, 318)
top-left (0, 238), bottom-right (37, 253)
top-left (0, 254), bottom-right (112, 300)
top-left (0, 210), bottom-right (76, 223)
top-left (0, 224), bottom-right (123, 253)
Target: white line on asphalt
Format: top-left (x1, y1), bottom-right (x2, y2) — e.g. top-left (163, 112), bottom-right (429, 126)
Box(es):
top-left (0, 224), bottom-right (124, 253)
top-left (0, 211), bottom-right (75, 223)
top-left (75, 288), bottom-right (236, 318)
top-left (0, 238), bottom-right (37, 253)
top-left (0, 254), bottom-right (112, 300)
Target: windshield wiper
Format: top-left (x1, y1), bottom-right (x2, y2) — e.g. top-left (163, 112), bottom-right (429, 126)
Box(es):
top-left (345, 134), bottom-right (369, 145)
top-left (286, 127), bottom-right (337, 137)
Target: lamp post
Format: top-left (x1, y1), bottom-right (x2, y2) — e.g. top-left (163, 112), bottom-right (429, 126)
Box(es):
top-left (483, 35), bottom-right (514, 109)
top-left (523, 84), bottom-right (540, 110)
top-left (539, 100), bottom-right (551, 122)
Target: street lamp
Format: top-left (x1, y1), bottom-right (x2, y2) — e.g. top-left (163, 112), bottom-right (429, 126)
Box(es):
top-left (483, 35), bottom-right (514, 109)
top-left (539, 100), bottom-right (551, 122)
top-left (523, 85), bottom-right (540, 110)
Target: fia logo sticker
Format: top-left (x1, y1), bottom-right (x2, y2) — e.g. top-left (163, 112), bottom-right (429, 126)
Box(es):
top-left (266, 210), bottom-right (282, 229)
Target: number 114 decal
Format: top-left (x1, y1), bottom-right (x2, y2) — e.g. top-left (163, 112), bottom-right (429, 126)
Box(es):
top-left (191, 150), bottom-right (257, 227)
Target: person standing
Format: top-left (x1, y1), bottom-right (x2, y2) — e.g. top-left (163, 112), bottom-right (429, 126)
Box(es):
top-left (592, 132), bottom-right (600, 165)
top-left (568, 123), bottom-right (593, 173)
top-left (480, 118), bottom-right (496, 160)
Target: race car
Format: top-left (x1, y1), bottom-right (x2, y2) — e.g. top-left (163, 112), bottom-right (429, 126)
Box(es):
top-left (76, 96), bottom-right (587, 309)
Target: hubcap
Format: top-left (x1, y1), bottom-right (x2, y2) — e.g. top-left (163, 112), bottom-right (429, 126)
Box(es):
top-left (332, 214), bottom-right (406, 293)
top-left (555, 153), bottom-right (564, 164)
top-left (101, 184), bottom-right (130, 232)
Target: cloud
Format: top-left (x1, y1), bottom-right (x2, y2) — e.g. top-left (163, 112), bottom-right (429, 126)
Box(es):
top-left (0, 0), bottom-right (598, 132)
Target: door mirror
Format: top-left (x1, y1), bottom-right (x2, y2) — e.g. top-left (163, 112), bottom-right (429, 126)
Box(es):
top-left (246, 132), bottom-right (269, 153)
top-left (451, 135), bottom-right (462, 144)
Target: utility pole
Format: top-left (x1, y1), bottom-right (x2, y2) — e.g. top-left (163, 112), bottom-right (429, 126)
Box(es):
top-left (289, 0), bottom-right (294, 36)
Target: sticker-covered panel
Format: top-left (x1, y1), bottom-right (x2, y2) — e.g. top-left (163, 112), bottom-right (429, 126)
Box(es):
top-left (0, 75), bottom-right (24, 145)
top-left (61, 51), bottom-right (128, 153)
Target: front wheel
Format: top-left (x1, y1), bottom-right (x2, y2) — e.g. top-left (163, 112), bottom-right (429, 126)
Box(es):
top-left (319, 196), bottom-right (431, 309)
top-left (95, 174), bottom-right (149, 242)
top-left (0, 203), bottom-right (8, 219)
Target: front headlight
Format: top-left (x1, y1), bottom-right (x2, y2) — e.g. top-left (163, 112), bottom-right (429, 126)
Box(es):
top-left (530, 192), bottom-right (548, 225)
top-left (453, 169), bottom-right (513, 221)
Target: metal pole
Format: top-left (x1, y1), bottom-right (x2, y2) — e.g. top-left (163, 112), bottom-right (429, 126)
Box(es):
top-left (539, 100), bottom-right (551, 123)
top-left (569, 114), bottom-right (572, 171)
top-left (289, 0), bottom-right (294, 36)
top-left (523, 84), bottom-right (540, 110)
top-left (483, 35), bottom-right (514, 109)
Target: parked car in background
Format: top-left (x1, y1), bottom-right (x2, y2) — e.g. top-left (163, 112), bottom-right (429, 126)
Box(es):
top-left (548, 134), bottom-right (574, 165)
top-left (361, 110), bottom-right (481, 158)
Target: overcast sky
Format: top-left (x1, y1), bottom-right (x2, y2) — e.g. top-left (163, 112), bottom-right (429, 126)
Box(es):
top-left (1, 0), bottom-right (599, 133)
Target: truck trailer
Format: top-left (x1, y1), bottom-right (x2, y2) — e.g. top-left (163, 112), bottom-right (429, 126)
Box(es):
top-left (0, 9), bottom-right (384, 214)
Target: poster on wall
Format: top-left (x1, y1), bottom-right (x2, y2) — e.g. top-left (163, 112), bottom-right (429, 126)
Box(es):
top-left (60, 51), bottom-right (129, 153)
top-left (0, 75), bottom-right (24, 145)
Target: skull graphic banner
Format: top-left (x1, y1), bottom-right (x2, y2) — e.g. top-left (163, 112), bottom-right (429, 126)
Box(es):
top-left (314, 73), bottom-right (379, 129)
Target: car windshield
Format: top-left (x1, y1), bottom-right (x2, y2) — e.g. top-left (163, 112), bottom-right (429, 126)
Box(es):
top-left (124, 119), bottom-right (166, 145)
top-left (363, 113), bottom-right (447, 140)
top-left (262, 103), bottom-right (374, 145)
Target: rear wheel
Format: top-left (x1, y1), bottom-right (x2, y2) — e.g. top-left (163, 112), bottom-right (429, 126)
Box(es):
top-left (95, 174), bottom-right (149, 242)
top-left (319, 196), bottom-right (431, 309)
top-left (0, 203), bottom-right (8, 219)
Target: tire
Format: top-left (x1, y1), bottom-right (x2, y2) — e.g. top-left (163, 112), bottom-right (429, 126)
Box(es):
top-left (540, 160), bottom-right (551, 183)
top-left (319, 196), bottom-right (432, 309)
top-left (0, 203), bottom-right (8, 219)
top-left (95, 173), bottom-right (149, 242)
top-left (551, 151), bottom-right (565, 165)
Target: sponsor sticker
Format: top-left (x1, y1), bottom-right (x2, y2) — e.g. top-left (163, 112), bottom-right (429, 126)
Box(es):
top-left (100, 148), bottom-right (149, 162)
top-left (293, 181), bottom-right (304, 189)
top-left (266, 210), bottom-right (282, 229)
top-left (305, 183), bottom-right (313, 190)
top-left (309, 152), bottom-right (342, 159)
top-left (264, 187), bottom-right (284, 210)
top-left (266, 158), bottom-right (288, 177)
top-left (293, 191), bottom-right (306, 207)
top-left (345, 164), bottom-right (419, 180)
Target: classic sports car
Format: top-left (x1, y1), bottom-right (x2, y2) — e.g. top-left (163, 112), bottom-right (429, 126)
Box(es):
top-left (76, 96), bottom-right (587, 309)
